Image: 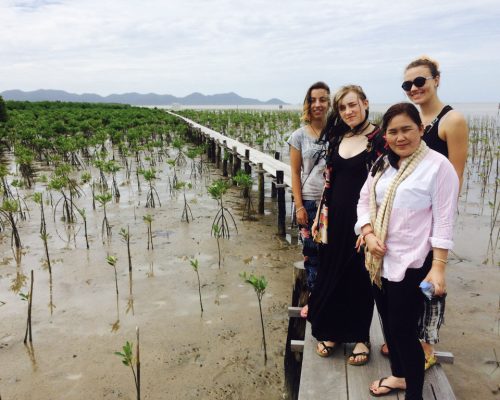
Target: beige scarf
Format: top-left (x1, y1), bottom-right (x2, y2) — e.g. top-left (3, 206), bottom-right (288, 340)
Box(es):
top-left (366, 141), bottom-right (429, 287)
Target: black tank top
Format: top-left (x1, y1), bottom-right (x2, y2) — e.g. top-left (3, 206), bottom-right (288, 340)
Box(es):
top-left (422, 105), bottom-right (452, 158)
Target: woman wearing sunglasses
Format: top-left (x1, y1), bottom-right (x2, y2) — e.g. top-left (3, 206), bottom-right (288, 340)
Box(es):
top-left (357, 103), bottom-right (459, 398)
top-left (308, 85), bottom-right (385, 364)
top-left (380, 56), bottom-right (468, 369)
top-left (287, 81), bottom-right (331, 318)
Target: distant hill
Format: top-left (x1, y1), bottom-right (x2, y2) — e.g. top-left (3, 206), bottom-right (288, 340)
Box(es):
top-left (0, 89), bottom-right (287, 106)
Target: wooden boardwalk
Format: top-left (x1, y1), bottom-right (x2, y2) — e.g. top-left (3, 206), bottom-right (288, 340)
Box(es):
top-left (296, 309), bottom-right (456, 400)
top-left (170, 111), bottom-right (292, 187)
top-left (171, 111), bottom-right (457, 400)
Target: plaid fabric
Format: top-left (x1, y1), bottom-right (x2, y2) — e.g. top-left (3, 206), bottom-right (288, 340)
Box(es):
top-left (418, 294), bottom-right (446, 344)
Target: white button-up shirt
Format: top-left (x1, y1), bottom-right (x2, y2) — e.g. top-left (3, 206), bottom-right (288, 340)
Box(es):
top-left (355, 149), bottom-right (459, 282)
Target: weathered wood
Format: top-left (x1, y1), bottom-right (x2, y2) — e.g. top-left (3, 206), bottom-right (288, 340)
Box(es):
top-left (257, 163), bottom-right (264, 214)
top-left (271, 152), bottom-right (280, 198)
top-left (276, 170), bottom-right (286, 236)
top-left (216, 141), bottom-right (221, 169)
top-left (434, 351), bottom-right (454, 364)
top-left (244, 149), bottom-right (251, 175)
top-left (291, 340), bottom-right (304, 353)
top-left (422, 365), bottom-right (457, 400)
top-left (288, 306), bottom-right (303, 318)
top-left (298, 322), bottom-right (347, 400)
top-left (222, 140), bottom-right (228, 177)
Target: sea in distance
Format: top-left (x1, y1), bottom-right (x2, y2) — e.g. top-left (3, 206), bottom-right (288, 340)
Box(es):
top-left (157, 102), bottom-right (500, 118)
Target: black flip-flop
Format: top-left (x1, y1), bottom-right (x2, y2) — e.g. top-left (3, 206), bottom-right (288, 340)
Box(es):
top-left (316, 341), bottom-right (335, 358)
top-left (369, 377), bottom-right (404, 397)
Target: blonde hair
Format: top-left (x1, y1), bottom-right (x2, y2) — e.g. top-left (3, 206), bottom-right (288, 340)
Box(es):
top-left (301, 81), bottom-right (331, 123)
top-left (332, 85), bottom-right (367, 115)
top-left (405, 55), bottom-right (441, 78)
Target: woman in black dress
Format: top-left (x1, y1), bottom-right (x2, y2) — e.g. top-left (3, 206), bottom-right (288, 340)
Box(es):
top-left (308, 85), bottom-right (384, 365)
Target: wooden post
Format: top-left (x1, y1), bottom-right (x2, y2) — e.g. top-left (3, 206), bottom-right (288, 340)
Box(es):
top-left (271, 152), bottom-right (280, 198)
top-left (210, 139), bottom-right (216, 163)
top-left (206, 135), bottom-right (211, 159)
top-left (258, 163), bottom-right (264, 214)
top-left (276, 170), bottom-right (286, 236)
top-left (232, 146), bottom-right (241, 183)
top-left (244, 149), bottom-right (251, 175)
top-left (222, 140), bottom-right (228, 177)
top-left (216, 141), bottom-right (221, 169)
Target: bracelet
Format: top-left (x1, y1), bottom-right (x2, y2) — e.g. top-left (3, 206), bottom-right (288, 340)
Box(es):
top-left (295, 206), bottom-right (305, 214)
top-left (433, 257), bottom-right (448, 264)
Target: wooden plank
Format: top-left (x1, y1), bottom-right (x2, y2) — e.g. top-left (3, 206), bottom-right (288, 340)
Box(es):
top-left (423, 365), bottom-right (457, 400)
top-left (347, 309), bottom-right (401, 399)
top-left (170, 111), bottom-right (292, 187)
top-left (288, 306), bottom-right (303, 318)
top-left (435, 351), bottom-right (454, 364)
top-left (291, 340), bottom-right (304, 353)
top-left (298, 322), bottom-right (347, 400)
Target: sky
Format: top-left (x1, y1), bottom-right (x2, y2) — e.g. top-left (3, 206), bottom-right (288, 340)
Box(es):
top-left (1, 0), bottom-right (500, 104)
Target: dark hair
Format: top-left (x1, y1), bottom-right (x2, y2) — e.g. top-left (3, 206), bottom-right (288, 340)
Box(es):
top-left (320, 85), bottom-right (369, 147)
top-left (381, 102), bottom-right (422, 132)
top-left (405, 56), bottom-right (441, 78)
top-left (377, 102), bottom-right (422, 171)
top-left (302, 81), bottom-right (331, 123)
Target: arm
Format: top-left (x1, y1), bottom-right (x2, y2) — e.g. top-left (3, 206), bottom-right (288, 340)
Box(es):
top-left (290, 145), bottom-right (307, 225)
top-left (441, 111), bottom-right (468, 190)
top-left (426, 158), bottom-right (460, 296)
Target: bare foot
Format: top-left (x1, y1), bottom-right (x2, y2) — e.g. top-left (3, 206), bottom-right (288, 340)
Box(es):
top-left (348, 342), bottom-right (370, 365)
top-left (316, 341), bottom-right (336, 357)
top-left (369, 376), bottom-right (406, 396)
top-left (380, 342), bottom-right (389, 356)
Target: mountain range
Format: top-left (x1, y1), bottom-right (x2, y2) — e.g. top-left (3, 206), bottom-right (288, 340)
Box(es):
top-left (0, 89), bottom-right (287, 106)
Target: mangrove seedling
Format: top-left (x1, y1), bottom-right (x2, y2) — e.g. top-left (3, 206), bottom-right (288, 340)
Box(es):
top-left (104, 160), bottom-right (121, 201)
top-left (188, 258), bottom-right (203, 314)
top-left (240, 272), bottom-right (268, 363)
top-left (76, 207), bottom-right (90, 249)
top-left (21, 270), bottom-right (34, 343)
top-left (233, 170), bottom-right (254, 220)
top-left (143, 214), bottom-right (154, 250)
top-left (114, 328), bottom-right (141, 400)
top-left (141, 168), bottom-right (161, 208)
top-left (107, 255), bottom-right (120, 332)
top-left (95, 192), bottom-right (113, 243)
top-left (208, 179), bottom-right (237, 238)
top-left (212, 224), bottom-right (222, 269)
top-left (0, 199), bottom-right (22, 255)
top-left (119, 226), bottom-right (134, 314)
top-left (174, 181), bottom-right (193, 222)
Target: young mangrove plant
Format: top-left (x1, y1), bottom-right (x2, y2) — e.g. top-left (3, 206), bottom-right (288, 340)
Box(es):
top-left (188, 258), bottom-right (203, 314)
top-left (143, 214), bottom-right (154, 250)
top-left (141, 168), bottom-right (161, 208)
top-left (233, 170), bottom-right (254, 220)
top-left (208, 179), bottom-right (237, 239)
top-left (76, 207), bottom-right (90, 249)
top-left (119, 226), bottom-right (134, 314)
top-left (240, 272), bottom-right (268, 363)
top-left (0, 198), bottom-right (22, 257)
top-left (21, 270), bottom-right (34, 343)
top-left (174, 181), bottom-right (193, 222)
top-left (114, 327), bottom-right (141, 400)
top-left (95, 192), bottom-right (113, 243)
top-left (107, 255), bottom-right (120, 332)
top-left (104, 160), bottom-right (121, 201)
top-left (212, 224), bottom-right (222, 269)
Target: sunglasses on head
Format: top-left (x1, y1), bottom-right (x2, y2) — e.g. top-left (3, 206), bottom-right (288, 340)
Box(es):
top-left (401, 76), bottom-right (433, 91)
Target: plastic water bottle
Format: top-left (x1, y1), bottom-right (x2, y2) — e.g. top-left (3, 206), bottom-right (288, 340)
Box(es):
top-left (419, 281), bottom-right (434, 300)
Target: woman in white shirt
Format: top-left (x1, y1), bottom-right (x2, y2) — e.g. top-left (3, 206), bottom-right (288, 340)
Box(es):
top-left (355, 103), bottom-right (459, 399)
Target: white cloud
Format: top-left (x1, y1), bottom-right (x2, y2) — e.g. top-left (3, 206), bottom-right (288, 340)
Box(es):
top-left (1, 0), bottom-right (499, 102)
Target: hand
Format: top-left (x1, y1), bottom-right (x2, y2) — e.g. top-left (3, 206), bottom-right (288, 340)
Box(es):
top-left (424, 265), bottom-right (446, 296)
top-left (355, 235), bottom-right (365, 253)
top-left (311, 218), bottom-right (319, 237)
top-left (365, 233), bottom-right (386, 259)
top-left (296, 207), bottom-right (308, 226)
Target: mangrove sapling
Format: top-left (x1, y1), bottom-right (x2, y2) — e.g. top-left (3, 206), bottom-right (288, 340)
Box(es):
top-left (233, 170), bottom-right (255, 220)
top-left (0, 165), bottom-right (14, 201)
top-left (96, 192), bottom-right (113, 243)
top-left (174, 181), bottom-right (193, 222)
top-left (208, 179), bottom-right (238, 239)
top-left (107, 255), bottom-right (120, 332)
top-left (141, 168), bottom-right (161, 208)
top-left (212, 224), bottom-right (223, 269)
top-left (76, 207), bottom-right (90, 249)
top-left (172, 137), bottom-right (187, 167)
top-left (104, 160), bottom-right (121, 201)
top-left (0, 199), bottom-right (22, 255)
top-left (188, 258), bottom-right (204, 314)
top-left (22, 270), bottom-right (34, 343)
top-left (119, 226), bottom-right (134, 314)
top-left (143, 214), bottom-right (154, 250)
top-left (114, 327), bottom-right (141, 400)
top-left (240, 272), bottom-right (268, 363)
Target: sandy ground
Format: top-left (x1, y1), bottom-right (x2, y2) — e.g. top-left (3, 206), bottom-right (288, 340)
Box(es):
top-left (0, 158), bottom-right (499, 399)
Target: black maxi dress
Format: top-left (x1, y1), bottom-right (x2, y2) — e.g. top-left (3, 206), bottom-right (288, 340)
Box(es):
top-left (307, 144), bottom-right (377, 343)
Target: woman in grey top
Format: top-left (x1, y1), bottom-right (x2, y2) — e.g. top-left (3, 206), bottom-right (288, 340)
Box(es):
top-left (287, 81), bottom-right (330, 317)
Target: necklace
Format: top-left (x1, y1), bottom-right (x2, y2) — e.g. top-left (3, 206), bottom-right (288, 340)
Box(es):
top-left (309, 124), bottom-right (322, 138)
top-left (346, 121), bottom-right (371, 138)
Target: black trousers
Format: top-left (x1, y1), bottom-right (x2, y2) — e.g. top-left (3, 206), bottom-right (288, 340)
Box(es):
top-left (373, 253), bottom-right (432, 400)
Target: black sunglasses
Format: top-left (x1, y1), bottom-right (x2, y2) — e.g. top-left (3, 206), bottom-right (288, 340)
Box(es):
top-left (401, 76), bottom-right (433, 91)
